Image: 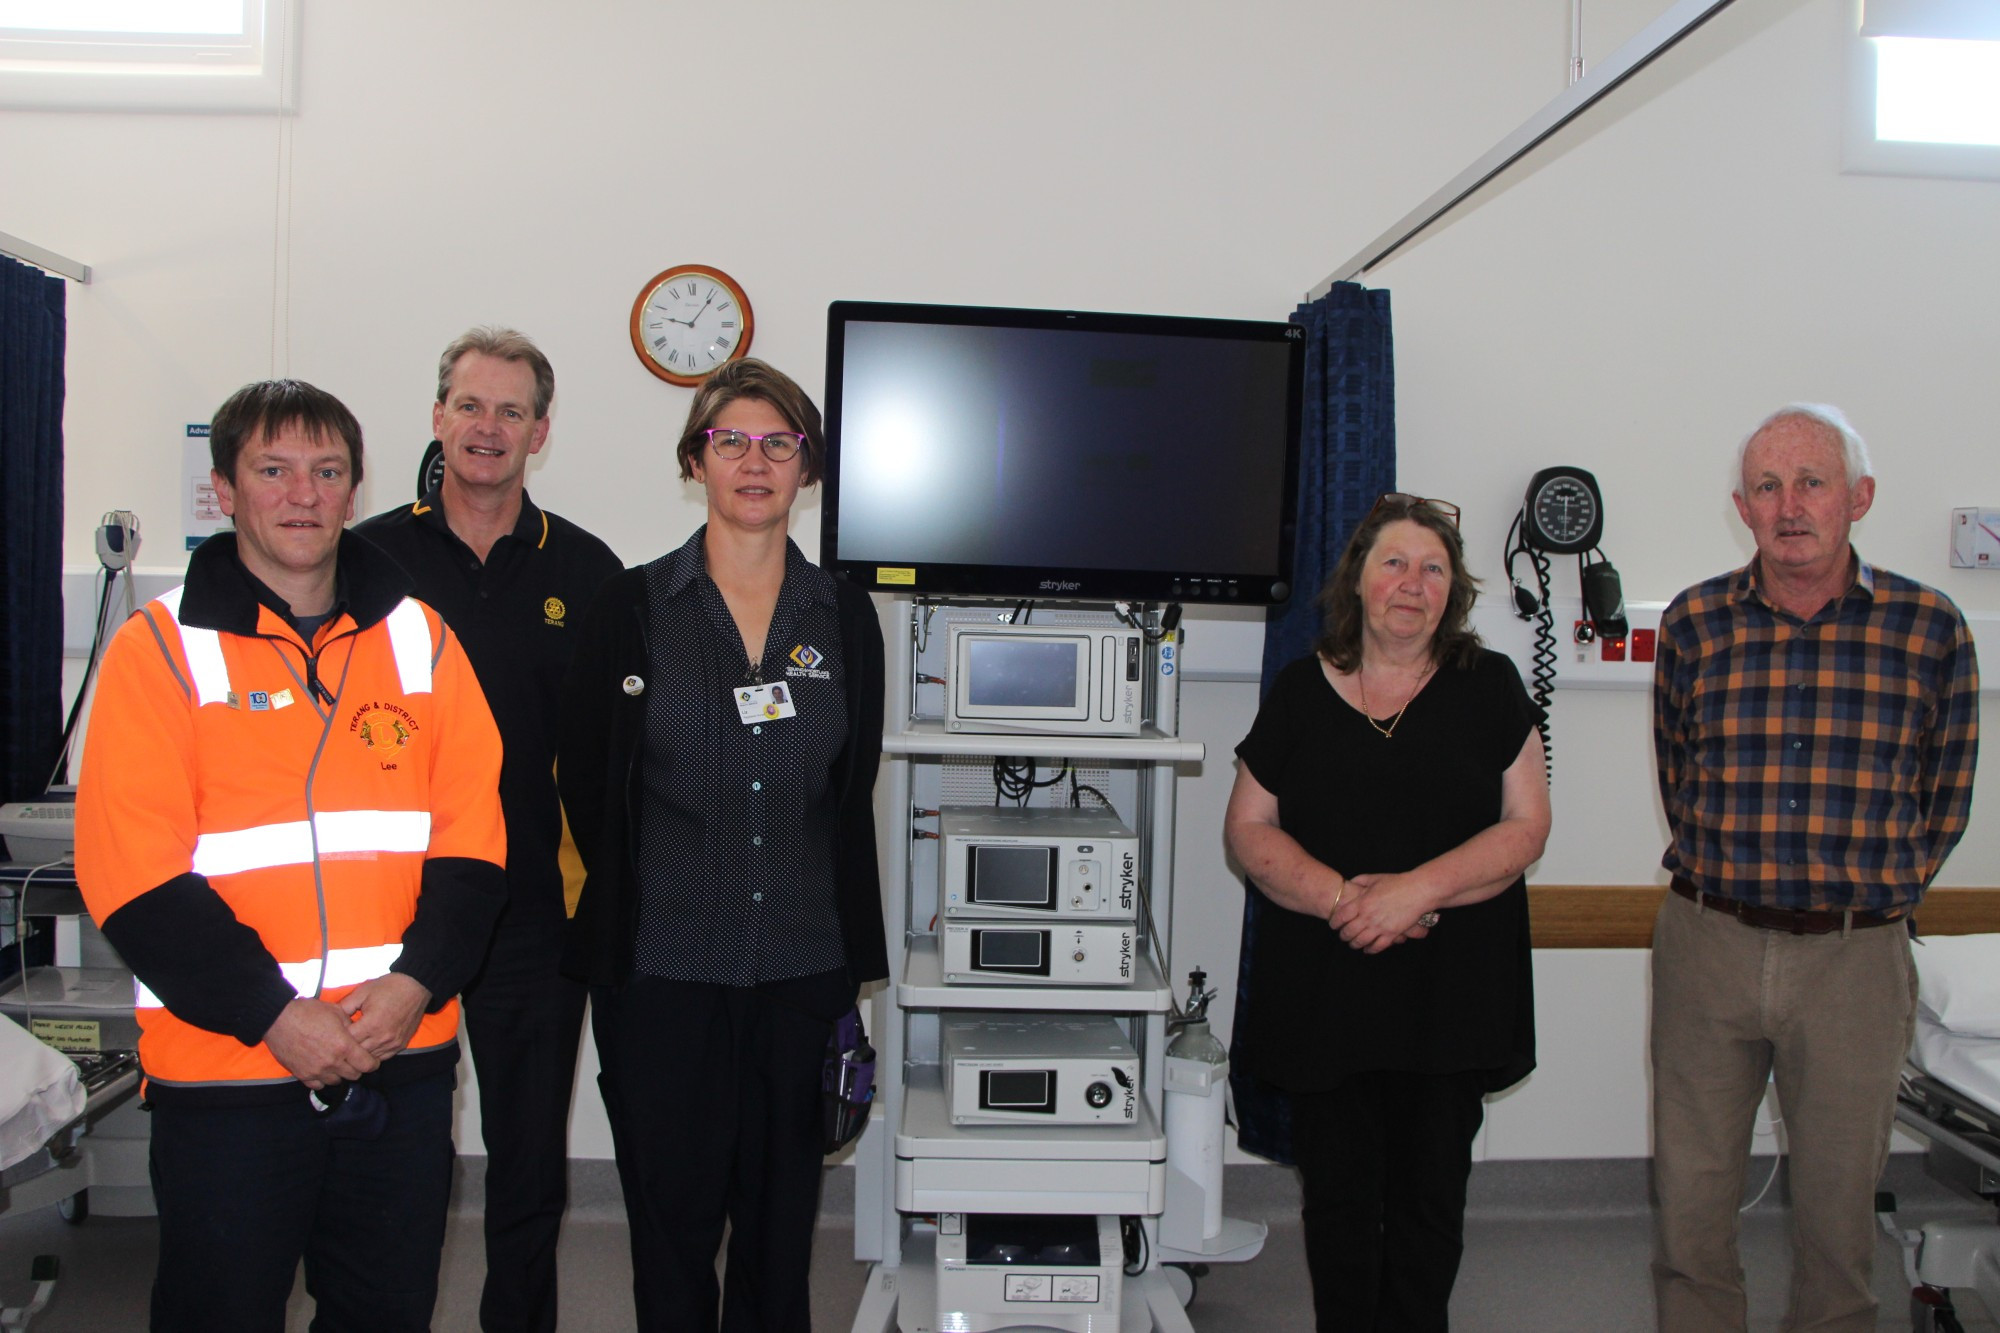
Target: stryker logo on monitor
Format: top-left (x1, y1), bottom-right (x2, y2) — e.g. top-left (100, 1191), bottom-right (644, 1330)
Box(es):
top-left (1039, 579), bottom-right (1083, 593)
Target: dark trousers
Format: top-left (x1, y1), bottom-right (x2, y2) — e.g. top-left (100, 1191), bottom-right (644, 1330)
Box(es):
top-left (147, 1069), bottom-right (456, 1333)
top-left (591, 970), bottom-right (849, 1333)
top-left (1289, 1068), bottom-right (1488, 1333)
top-left (461, 899), bottom-right (589, 1333)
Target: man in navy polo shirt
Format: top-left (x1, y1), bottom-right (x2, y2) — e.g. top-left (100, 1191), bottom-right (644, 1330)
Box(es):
top-left (356, 328), bottom-right (621, 1333)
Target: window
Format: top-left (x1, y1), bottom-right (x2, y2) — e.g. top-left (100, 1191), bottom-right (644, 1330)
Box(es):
top-left (1847, 0), bottom-right (2000, 179)
top-left (0, 0), bottom-right (298, 111)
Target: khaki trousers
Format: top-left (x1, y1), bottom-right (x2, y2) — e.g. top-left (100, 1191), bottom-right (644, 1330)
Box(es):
top-left (1649, 889), bottom-right (1916, 1333)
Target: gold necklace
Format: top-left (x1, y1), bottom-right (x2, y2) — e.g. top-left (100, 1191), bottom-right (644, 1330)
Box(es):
top-left (1357, 661), bottom-right (1433, 739)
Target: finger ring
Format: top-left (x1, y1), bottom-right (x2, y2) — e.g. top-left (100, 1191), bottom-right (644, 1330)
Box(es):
top-left (1417, 911), bottom-right (1441, 928)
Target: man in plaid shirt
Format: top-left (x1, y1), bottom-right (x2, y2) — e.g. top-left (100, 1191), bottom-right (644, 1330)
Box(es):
top-left (1649, 404), bottom-right (1979, 1331)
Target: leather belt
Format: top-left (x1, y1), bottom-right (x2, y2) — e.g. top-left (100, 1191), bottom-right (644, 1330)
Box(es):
top-left (1669, 876), bottom-right (1902, 936)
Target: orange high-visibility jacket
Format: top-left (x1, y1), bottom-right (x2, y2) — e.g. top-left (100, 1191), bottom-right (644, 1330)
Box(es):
top-left (75, 534), bottom-right (506, 1097)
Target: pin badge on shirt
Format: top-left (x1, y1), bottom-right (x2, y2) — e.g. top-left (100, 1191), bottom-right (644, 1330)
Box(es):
top-left (734, 682), bottom-right (796, 725)
top-left (623, 675), bottom-right (645, 697)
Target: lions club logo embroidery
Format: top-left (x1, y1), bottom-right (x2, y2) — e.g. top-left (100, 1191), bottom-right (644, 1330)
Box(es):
top-left (543, 597), bottom-right (567, 626)
top-left (351, 703), bottom-right (418, 751)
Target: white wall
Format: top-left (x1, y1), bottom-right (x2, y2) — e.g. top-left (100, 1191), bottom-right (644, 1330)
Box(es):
top-left (14, 0), bottom-right (1998, 1162)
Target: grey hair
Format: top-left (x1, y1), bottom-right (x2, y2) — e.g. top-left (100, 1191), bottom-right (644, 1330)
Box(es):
top-left (1733, 403), bottom-right (1874, 495)
top-left (436, 326), bottom-right (555, 420)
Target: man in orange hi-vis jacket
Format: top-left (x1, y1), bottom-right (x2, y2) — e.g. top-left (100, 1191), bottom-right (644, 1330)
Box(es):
top-left (75, 379), bottom-right (507, 1333)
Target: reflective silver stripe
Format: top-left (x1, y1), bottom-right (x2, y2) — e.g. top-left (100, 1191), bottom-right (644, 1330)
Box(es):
top-left (280, 958), bottom-right (324, 996)
top-left (385, 598), bottom-right (433, 695)
top-left (323, 944), bottom-right (403, 989)
top-left (159, 586), bottom-right (232, 707)
top-left (191, 810), bottom-right (432, 877)
top-left (157, 590), bottom-right (433, 702)
top-left (133, 944), bottom-right (406, 1009)
top-left (315, 809), bottom-right (431, 856)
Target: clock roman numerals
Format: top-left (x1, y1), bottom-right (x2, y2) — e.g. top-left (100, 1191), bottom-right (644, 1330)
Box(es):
top-left (630, 266), bottom-right (753, 385)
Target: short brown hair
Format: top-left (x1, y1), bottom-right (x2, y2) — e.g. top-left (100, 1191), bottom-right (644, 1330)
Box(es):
top-left (437, 326), bottom-right (555, 419)
top-left (1313, 496), bottom-right (1481, 672)
top-left (210, 379), bottom-right (365, 488)
top-left (674, 358), bottom-right (825, 487)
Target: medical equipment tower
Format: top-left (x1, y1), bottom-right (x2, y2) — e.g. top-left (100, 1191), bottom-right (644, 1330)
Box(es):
top-left (847, 600), bottom-right (1264, 1333)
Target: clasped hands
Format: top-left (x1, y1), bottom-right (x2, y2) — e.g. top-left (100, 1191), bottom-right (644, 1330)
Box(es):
top-left (261, 972), bottom-right (433, 1091)
top-left (1325, 872), bottom-right (1438, 954)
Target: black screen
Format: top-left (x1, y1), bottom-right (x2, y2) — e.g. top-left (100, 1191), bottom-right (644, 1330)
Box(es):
top-left (981, 1069), bottom-right (1055, 1112)
top-left (973, 929), bottom-right (1049, 973)
top-left (822, 302), bottom-right (1303, 604)
top-left (969, 845), bottom-right (1056, 908)
top-left (963, 639), bottom-right (1081, 709)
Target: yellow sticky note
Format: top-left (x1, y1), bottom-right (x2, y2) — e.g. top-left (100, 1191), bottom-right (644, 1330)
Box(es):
top-left (31, 1018), bottom-right (100, 1053)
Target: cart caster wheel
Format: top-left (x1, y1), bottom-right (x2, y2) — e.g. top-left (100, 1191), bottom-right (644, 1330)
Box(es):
top-left (57, 1190), bottom-right (87, 1225)
top-left (1163, 1262), bottom-right (1198, 1308)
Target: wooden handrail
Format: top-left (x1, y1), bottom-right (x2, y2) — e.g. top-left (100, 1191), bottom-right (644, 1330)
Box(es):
top-left (1527, 885), bottom-right (2000, 949)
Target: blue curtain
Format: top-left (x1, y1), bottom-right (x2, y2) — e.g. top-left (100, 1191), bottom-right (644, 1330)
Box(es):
top-left (0, 256), bottom-right (67, 809)
top-left (1229, 281), bottom-right (1395, 1164)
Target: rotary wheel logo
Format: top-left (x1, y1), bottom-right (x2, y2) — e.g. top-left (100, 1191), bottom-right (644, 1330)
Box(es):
top-left (544, 597), bottom-right (566, 625)
top-left (356, 708), bottom-right (412, 752)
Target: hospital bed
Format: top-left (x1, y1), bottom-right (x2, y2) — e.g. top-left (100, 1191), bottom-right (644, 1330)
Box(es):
top-left (0, 868), bottom-right (149, 1329)
top-left (1883, 933), bottom-right (2000, 1332)
top-left (0, 1011), bottom-right (141, 1330)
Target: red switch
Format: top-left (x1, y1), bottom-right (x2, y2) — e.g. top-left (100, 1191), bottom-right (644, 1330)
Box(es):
top-left (1601, 636), bottom-right (1627, 662)
top-left (1632, 628), bottom-right (1657, 663)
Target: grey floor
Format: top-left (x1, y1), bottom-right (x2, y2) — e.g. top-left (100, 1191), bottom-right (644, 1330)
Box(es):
top-left (1, 1157), bottom-right (1995, 1331)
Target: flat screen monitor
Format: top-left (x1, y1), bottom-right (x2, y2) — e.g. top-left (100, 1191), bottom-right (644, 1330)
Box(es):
top-left (820, 301), bottom-right (1303, 604)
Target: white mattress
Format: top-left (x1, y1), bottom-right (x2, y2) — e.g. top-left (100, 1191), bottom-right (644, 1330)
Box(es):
top-left (1912, 1008), bottom-right (2000, 1114)
top-left (0, 1017), bottom-right (85, 1173)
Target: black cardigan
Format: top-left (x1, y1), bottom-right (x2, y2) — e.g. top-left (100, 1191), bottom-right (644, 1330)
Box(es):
top-left (556, 564), bottom-right (889, 988)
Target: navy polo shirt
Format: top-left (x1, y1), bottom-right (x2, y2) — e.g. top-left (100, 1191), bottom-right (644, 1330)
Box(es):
top-left (354, 488), bottom-right (622, 912)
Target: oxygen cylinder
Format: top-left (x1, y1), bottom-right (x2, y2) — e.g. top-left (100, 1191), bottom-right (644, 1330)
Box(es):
top-left (1164, 969), bottom-right (1228, 1243)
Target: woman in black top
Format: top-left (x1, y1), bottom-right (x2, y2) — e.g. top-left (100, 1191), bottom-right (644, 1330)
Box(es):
top-left (558, 359), bottom-right (885, 1332)
top-left (1223, 493), bottom-right (1549, 1333)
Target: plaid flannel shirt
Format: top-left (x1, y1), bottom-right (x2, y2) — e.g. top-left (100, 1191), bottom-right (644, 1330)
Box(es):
top-left (1654, 555), bottom-right (1979, 914)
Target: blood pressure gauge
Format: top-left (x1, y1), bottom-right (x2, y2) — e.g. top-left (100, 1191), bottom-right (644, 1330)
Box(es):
top-left (1523, 466), bottom-right (1605, 555)
top-left (418, 438), bottom-right (445, 500)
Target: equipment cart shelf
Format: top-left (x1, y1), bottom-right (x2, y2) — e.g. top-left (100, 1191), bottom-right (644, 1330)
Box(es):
top-left (896, 938), bottom-right (1174, 1014)
top-left (895, 1067), bottom-right (1166, 1216)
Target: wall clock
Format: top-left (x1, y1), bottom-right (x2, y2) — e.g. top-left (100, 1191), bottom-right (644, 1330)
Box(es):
top-left (628, 265), bottom-right (754, 386)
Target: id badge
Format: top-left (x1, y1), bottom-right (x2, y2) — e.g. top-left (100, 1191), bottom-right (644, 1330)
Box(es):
top-left (733, 682), bottom-right (797, 724)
